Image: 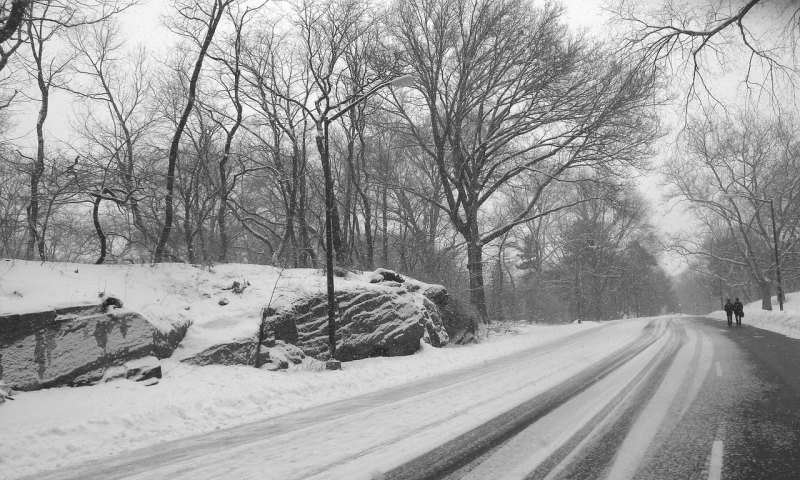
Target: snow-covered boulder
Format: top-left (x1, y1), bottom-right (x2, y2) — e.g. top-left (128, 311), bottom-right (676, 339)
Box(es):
top-left (368, 268), bottom-right (405, 284)
top-left (0, 305), bottom-right (188, 391)
top-left (265, 340), bottom-right (306, 368)
top-left (423, 285), bottom-right (482, 345)
top-left (123, 355), bottom-right (162, 382)
top-left (182, 338), bottom-right (306, 371)
top-left (262, 285), bottom-right (449, 362)
top-left (181, 338), bottom-right (258, 366)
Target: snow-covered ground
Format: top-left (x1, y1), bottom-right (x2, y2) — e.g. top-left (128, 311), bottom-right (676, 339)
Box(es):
top-left (0, 259), bottom-right (430, 360)
top-left (706, 291), bottom-right (800, 339)
top-left (0, 319), bottom-right (607, 478)
top-left (2, 260), bottom-right (796, 479)
top-left (0, 260), bottom-right (610, 478)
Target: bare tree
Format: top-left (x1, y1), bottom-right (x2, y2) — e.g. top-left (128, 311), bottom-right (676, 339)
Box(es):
top-left (18, 0), bottom-right (134, 260)
top-left (391, 0), bottom-right (659, 318)
top-left (154, 0), bottom-right (236, 262)
top-left (67, 19), bottom-right (157, 257)
top-left (0, 0), bottom-right (29, 44)
top-left (609, 0), bottom-right (800, 105)
top-left (664, 109), bottom-right (800, 309)
top-left (0, 0), bottom-right (29, 76)
top-left (204, 3), bottom-right (259, 262)
top-left (240, 20), bottom-right (317, 267)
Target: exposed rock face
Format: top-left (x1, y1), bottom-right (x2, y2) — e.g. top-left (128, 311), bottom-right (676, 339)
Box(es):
top-left (262, 285), bottom-right (450, 362)
top-left (182, 338), bottom-right (306, 371)
top-left (123, 356), bottom-right (162, 382)
top-left (423, 286), bottom-right (481, 345)
top-left (0, 305), bottom-right (188, 391)
top-left (182, 338), bottom-right (257, 366)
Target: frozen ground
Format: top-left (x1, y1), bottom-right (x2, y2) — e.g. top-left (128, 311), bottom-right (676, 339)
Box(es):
top-left (0, 319), bottom-right (606, 478)
top-left (706, 291), bottom-right (800, 339)
top-left (2, 260), bottom-right (797, 479)
top-left (0, 260), bottom-right (606, 478)
top-left (0, 259), bottom-right (431, 360)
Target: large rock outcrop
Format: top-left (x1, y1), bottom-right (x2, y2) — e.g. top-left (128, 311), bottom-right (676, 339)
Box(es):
top-left (423, 286), bottom-right (482, 345)
top-left (0, 305), bottom-right (189, 391)
top-left (262, 284), bottom-right (449, 362)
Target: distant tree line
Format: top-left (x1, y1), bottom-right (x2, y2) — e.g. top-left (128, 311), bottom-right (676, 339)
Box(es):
top-left (0, 0), bottom-right (677, 321)
top-left (664, 109), bottom-right (800, 311)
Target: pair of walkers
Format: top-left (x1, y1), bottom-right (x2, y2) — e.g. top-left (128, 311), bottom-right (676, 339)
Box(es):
top-left (723, 298), bottom-right (744, 327)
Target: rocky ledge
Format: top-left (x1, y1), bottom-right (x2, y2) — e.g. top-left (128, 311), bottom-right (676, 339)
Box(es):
top-left (0, 304), bottom-right (189, 391)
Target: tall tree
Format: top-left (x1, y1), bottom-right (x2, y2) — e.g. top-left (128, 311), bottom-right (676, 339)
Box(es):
top-left (67, 19), bottom-right (156, 258)
top-left (664, 109), bottom-right (800, 309)
top-left (205, 3), bottom-right (258, 262)
top-left (154, 0), bottom-right (235, 262)
top-left (22, 0), bottom-right (134, 260)
top-left (391, 0), bottom-right (658, 318)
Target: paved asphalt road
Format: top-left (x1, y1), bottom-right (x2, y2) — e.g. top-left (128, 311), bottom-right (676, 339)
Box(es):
top-left (18, 316), bottom-right (800, 480)
top-left (390, 317), bottom-right (800, 480)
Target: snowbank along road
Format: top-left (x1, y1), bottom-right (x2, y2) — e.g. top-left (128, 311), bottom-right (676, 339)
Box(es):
top-left (18, 316), bottom-right (800, 479)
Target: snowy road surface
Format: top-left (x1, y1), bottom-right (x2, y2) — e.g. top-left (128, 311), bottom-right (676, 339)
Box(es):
top-left (16, 316), bottom-right (800, 479)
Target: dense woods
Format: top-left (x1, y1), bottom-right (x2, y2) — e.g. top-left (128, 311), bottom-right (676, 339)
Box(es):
top-left (2, 0), bottom-right (742, 322)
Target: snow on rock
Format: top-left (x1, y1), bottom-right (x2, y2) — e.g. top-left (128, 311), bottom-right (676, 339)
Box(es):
top-left (423, 285), bottom-right (482, 345)
top-left (369, 268), bottom-right (405, 283)
top-left (0, 260), bottom-right (461, 370)
top-left (123, 355), bottom-right (162, 382)
top-left (262, 284), bottom-right (449, 362)
top-left (707, 290), bottom-right (800, 339)
top-left (0, 381), bottom-right (12, 404)
top-left (0, 305), bottom-right (184, 391)
top-left (182, 337), bottom-right (258, 366)
top-left (265, 340), bottom-right (306, 369)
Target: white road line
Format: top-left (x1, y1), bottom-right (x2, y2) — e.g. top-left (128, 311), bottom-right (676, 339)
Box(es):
top-left (715, 361), bottom-right (722, 377)
top-left (708, 440), bottom-right (723, 480)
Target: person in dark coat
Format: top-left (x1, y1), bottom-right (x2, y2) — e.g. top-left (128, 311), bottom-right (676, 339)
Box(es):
top-left (733, 298), bottom-right (744, 326)
top-left (723, 298), bottom-right (734, 327)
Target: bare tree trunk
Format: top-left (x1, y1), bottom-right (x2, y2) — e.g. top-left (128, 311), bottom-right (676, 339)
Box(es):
top-left (382, 177), bottom-right (389, 266)
top-left (184, 193), bottom-right (194, 264)
top-left (25, 22), bottom-right (48, 261)
top-left (0, 0), bottom-right (29, 46)
top-left (92, 194), bottom-right (107, 264)
top-left (155, 0), bottom-right (230, 262)
top-left (467, 235), bottom-right (488, 321)
top-left (758, 279), bottom-right (773, 311)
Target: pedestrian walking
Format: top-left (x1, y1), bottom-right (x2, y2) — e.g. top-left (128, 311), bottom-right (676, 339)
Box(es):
top-left (733, 297), bottom-right (744, 327)
top-left (723, 298), bottom-right (734, 327)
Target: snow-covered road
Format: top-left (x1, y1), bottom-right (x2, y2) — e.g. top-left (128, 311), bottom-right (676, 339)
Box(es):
top-left (17, 318), bottom-right (677, 480)
top-left (15, 315), bottom-right (800, 479)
